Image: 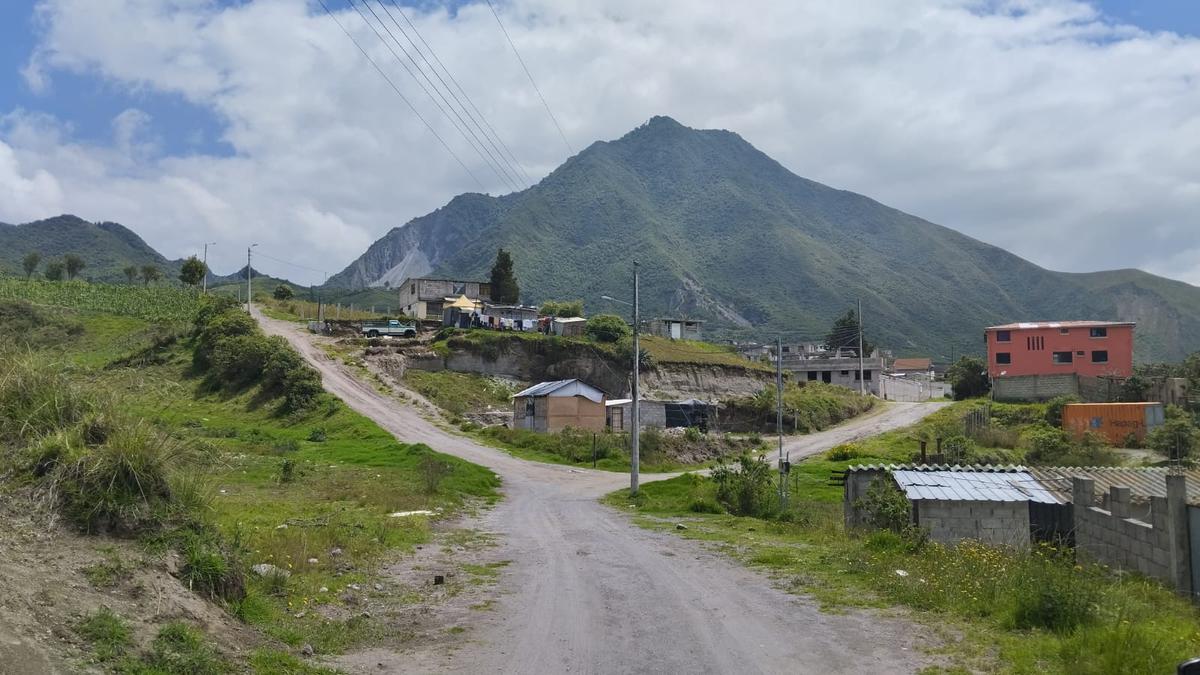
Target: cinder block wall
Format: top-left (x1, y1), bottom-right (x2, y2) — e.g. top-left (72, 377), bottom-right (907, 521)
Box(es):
top-left (1072, 477), bottom-right (1191, 593)
top-left (992, 374), bottom-right (1078, 402)
top-left (916, 500), bottom-right (1031, 549)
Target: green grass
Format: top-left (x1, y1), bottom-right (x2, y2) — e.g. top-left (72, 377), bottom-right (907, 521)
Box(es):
top-left (403, 370), bottom-right (516, 416)
top-left (608, 475), bottom-right (1200, 673)
top-left (640, 335), bottom-right (771, 371)
top-left (82, 547), bottom-right (130, 588)
top-left (77, 607), bottom-right (133, 662)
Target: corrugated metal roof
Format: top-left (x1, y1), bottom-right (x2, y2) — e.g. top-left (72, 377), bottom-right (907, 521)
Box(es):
top-left (891, 358), bottom-right (932, 370)
top-left (512, 379), bottom-right (604, 402)
top-left (892, 470), bottom-right (1063, 504)
top-left (1026, 467), bottom-right (1200, 505)
top-left (848, 464), bottom-right (1027, 473)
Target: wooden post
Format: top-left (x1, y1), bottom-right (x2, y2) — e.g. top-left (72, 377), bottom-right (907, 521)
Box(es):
top-left (920, 440), bottom-right (928, 464)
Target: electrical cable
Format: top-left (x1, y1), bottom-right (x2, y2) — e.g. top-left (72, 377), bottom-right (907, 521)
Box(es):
top-left (483, 0), bottom-right (573, 155)
top-left (316, 0), bottom-right (485, 190)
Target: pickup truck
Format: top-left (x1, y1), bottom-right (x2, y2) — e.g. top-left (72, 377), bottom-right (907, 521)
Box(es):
top-left (361, 319), bottom-right (417, 339)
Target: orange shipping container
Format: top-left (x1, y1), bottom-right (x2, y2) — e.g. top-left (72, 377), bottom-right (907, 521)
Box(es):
top-left (1062, 402), bottom-right (1165, 446)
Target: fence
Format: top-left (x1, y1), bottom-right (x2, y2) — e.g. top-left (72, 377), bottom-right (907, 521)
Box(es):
top-left (879, 375), bottom-right (950, 402)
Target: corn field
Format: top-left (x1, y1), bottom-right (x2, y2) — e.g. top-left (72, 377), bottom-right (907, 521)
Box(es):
top-left (0, 279), bottom-right (202, 322)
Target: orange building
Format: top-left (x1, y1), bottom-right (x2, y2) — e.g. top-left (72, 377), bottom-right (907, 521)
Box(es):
top-left (983, 321), bottom-right (1134, 379)
top-left (1062, 402), bottom-right (1164, 445)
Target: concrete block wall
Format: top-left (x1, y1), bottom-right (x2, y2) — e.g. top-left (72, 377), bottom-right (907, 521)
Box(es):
top-left (1072, 477), bottom-right (1191, 593)
top-left (917, 500), bottom-right (1030, 549)
top-left (992, 374), bottom-right (1078, 402)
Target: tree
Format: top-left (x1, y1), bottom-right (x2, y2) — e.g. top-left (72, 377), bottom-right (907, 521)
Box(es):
top-left (1116, 375), bottom-right (1149, 402)
top-left (179, 256), bottom-right (206, 286)
top-left (540, 300), bottom-right (584, 317)
top-left (825, 309), bottom-right (874, 356)
top-left (273, 284), bottom-right (294, 300)
top-left (489, 248), bottom-right (519, 304)
top-left (584, 314), bottom-right (631, 343)
top-left (1146, 406), bottom-right (1199, 462)
top-left (44, 261), bottom-right (65, 281)
top-left (21, 252), bottom-right (40, 279)
top-left (123, 265), bottom-right (139, 284)
top-left (140, 265), bottom-right (162, 286)
top-left (63, 254), bottom-right (85, 280)
top-left (946, 355), bottom-right (990, 400)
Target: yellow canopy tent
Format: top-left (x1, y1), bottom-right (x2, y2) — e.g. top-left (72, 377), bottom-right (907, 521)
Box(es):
top-left (446, 294), bottom-right (479, 311)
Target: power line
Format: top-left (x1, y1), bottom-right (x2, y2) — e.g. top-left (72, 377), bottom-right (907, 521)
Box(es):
top-left (483, 0), bottom-right (573, 155)
top-left (316, 0), bottom-right (485, 190)
top-left (347, 0), bottom-right (521, 193)
top-left (380, 0), bottom-right (534, 186)
top-left (253, 251), bottom-right (327, 276)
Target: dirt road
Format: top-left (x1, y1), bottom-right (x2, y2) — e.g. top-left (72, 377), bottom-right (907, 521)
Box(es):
top-left (783, 401), bottom-right (949, 460)
top-left (257, 313), bottom-right (944, 674)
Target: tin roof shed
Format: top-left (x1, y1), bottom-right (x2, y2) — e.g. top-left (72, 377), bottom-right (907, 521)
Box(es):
top-left (892, 469), bottom-right (1063, 504)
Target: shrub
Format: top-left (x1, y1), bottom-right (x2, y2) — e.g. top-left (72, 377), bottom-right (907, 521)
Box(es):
top-left (0, 352), bottom-right (98, 441)
top-left (712, 453), bottom-right (776, 518)
top-left (1022, 424), bottom-right (1072, 463)
top-left (1044, 395), bottom-right (1081, 428)
top-left (279, 458), bottom-right (296, 483)
top-left (946, 356), bottom-right (990, 399)
top-left (827, 443), bottom-right (863, 461)
top-left (855, 475), bottom-right (911, 532)
top-left (180, 534), bottom-right (245, 602)
top-left (307, 427), bottom-right (327, 442)
top-left (272, 284), bottom-right (294, 300)
top-left (1007, 550), bottom-right (1099, 632)
top-left (1146, 406), bottom-right (1199, 461)
top-left (420, 453), bottom-right (450, 495)
top-left (585, 314), bottom-right (631, 343)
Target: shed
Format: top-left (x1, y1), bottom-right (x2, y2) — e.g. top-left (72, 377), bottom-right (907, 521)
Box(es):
top-left (512, 379), bottom-right (606, 433)
top-left (1061, 402), bottom-right (1164, 445)
top-left (650, 318), bottom-right (704, 341)
top-left (553, 317), bottom-right (587, 337)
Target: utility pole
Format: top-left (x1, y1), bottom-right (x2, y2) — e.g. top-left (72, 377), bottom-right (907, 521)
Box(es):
top-left (202, 242), bottom-right (216, 294)
top-left (857, 298), bottom-right (866, 395)
top-left (631, 261), bottom-right (641, 496)
top-left (777, 336), bottom-right (786, 510)
top-left (246, 243), bottom-right (258, 313)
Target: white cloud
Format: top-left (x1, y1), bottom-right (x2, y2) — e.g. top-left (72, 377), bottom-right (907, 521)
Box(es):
top-left (3, 0), bottom-right (1199, 285)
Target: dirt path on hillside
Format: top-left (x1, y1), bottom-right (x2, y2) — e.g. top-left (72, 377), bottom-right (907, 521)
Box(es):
top-left (257, 312), bottom-right (945, 674)
top-left (783, 401), bottom-right (950, 460)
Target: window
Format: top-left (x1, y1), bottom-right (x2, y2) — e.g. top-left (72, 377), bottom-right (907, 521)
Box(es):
top-left (524, 398), bottom-right (535, 417)
top-left (996, 352), bottom-right (1011, 365)
top-left (1092, 350), bottom-right (1109, 363)
top-left (995, 330), bottom-right (1011, 342)
top-left (864, 370), bottom-right (873, 380)
top-left (1052, 351), bottom-right (1073, 364)
top-left (1026, 335), bottom-right (1045, 350)
top-left (1090, 327), bottom-right (1108, 338)
top-left (1059, 328), bottom-right (1070, 335)
top-left (840, 370), bottom-right (849, 376)
top-left (806, 371), bottom-right (818, 381)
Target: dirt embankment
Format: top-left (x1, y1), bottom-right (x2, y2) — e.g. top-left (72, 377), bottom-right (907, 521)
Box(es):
top-left (0, 490), bottom-right (259, 673)
top-left (357, 333), bottom-right (774, 401)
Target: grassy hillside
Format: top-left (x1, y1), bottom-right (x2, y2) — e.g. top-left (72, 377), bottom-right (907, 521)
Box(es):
top-left (0, 287), bottom-right (501, 671)
top-left (329, 116), bottom-right (1200, 363)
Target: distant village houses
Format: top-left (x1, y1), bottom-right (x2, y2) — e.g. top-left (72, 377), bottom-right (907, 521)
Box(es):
top-left (512, 379), bottom-right (606, 433)
top-left (649, 318), bottom-right (704, 341)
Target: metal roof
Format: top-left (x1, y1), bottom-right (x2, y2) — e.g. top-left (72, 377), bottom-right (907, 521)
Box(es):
top-left (892, 469), bottom-right (1063, 504)
top-left (984, 320), bottom-right (1135, 331)
top-left (848, 464), bottom-right (1027, 473)
top-left (891, 358), bottom-right (932, 370)
top-left (512, 379), bottom-right (605, 402)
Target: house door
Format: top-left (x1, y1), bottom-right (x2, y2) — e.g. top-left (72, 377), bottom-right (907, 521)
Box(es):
top-left (670, 322), bottom-right (681, 340)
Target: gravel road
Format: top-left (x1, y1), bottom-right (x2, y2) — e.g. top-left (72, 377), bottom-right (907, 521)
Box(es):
top-left (257, 312), bottom-right (945, 674)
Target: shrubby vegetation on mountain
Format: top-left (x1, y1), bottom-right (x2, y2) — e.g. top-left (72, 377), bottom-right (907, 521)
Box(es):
top-left (328, 116), bottom-right (1200, 362)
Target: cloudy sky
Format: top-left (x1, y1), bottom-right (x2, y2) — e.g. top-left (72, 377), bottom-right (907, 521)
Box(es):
top-left (0, 0), bottom-right (1197, 285)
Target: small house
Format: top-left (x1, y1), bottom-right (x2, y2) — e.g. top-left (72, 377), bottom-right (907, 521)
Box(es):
top-left (512, 379), bottom-right (606, 433)
top-left (605, 398), bottom-right (712, 432)
top-left (398, 277), bottom-right (491, 320)
top-left (889, 357), bottom-right (933, 378)
top-left (650, 318), bottom-right (704, 341)
top-left (553, 317), bottom-right (587, 337)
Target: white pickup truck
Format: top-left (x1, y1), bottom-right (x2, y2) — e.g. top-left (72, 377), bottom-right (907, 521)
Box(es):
top-left (361, 319), bottom-right (417, 338)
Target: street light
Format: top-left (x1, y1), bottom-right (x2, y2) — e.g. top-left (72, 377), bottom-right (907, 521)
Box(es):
top-left (600, 261), bottom-right (641, 496)
top-left (202, 242), bottom-right (216, 294)
top-left (246, 243), bottom-right (258, 314)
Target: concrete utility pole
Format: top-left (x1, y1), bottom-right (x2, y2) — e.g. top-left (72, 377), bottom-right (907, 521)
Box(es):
top-left (631, 261), bottom-right (641, 497)
top-left (202, 242), bottom-right (216, 294)
top-left (857, 298), bottom-right (866, 395)
top-left (777, 336), bottom-right (786, 510)
top-left (246, 243), bottom-right (258, 313)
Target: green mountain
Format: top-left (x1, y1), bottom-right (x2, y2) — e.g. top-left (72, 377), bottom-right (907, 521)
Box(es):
top-left (329, 116), bottom-right (1200, 363)
top-left (0, 214), bottom-right (180, 282)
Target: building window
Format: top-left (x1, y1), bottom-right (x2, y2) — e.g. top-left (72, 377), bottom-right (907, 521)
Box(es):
top-left (1092, 350), bottom-right (1109, 363)
top-left (996, 330), bottom-right (1011, 342)
top-left (840, 370), bottom-right (849, 376)
top-left (1052, 351), bottom-right (1073, 364)
top-left (996, 352), bottom-right (1011, 365)
top-left (1026, 336), bottom-right (1045, 350)
top-left (864, 370), bottom-right (873, 380)
top-left (1090, 327), bottom-right (1108, 338)
top-left (806, 371), bottom-right (817, 381)
top-left (1059, 328), bottom-right (1069, 335)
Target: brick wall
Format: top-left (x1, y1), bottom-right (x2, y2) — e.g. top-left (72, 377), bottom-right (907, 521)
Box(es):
top-left (1072, 476), bottom-right (1191, 594)
top-left (916, 500), bottom-right (1031, 549)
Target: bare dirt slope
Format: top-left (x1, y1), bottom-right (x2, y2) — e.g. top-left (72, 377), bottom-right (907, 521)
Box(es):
top-left (257, 312), bottom-right (946, 674)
